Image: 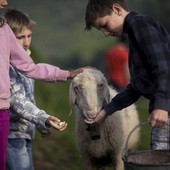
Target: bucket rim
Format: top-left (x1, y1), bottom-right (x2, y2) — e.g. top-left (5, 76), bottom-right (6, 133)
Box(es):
top-left (124, 161), bottom-right (170, 167)
top-left (122, 122), bottom-right (170, 167)
top-left (123, 149), bottom-right (170, 166)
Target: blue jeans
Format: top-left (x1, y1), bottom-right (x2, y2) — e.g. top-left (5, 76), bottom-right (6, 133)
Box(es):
top-left (6, 138), bottom-right (34, 170)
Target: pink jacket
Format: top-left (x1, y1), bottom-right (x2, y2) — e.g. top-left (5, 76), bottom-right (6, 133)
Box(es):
top-left (0, 24), bottom-right (68, 109)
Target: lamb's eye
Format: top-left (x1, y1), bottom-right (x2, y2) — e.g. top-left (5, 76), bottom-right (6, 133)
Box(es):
top-left (74, 84), bottom-right (83, 93)
top-left (74, 86), bottom-right (79, 93)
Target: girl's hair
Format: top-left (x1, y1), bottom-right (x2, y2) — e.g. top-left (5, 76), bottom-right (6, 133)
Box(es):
top-left (3, 8), bottom-right (36, 34)
top-left (85, 0), bottom-right (128, 30)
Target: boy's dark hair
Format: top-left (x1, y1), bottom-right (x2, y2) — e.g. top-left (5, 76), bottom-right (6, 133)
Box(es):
top-left (3, 8), bottom-right (36, 35)
top-left (85, 0), bottom-right (128, 30)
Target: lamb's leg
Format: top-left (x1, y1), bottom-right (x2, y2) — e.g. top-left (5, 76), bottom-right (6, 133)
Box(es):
top-left (111, 153), bottom-right (124, 170)
top-left (83, 157), bottom-right (105, 170)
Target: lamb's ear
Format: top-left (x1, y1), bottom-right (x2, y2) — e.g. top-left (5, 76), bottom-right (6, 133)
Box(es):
top-left (103, 84), bottom-right (111, 104)
top-left (102, 74), bottom-right (110, 104)
top-left (69, 82), bottom-right (76, 115)
top-left (69, 106), bottom-right (74, 116)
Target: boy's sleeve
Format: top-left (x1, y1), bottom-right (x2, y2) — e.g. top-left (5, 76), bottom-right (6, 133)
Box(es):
top-left (36, 124), bottom-right (51, 136)
top-left (10, 86), bottom-right (50, 128)
top-left (104, 84), bottom-right (141, 115)
top-left (10, 70), bottom-right (50, 128)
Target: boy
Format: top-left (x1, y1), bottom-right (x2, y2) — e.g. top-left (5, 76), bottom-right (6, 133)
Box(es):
top-left (4, 8), bottom-right (68, 170)
top-left (84, 0), bottom-right (170, 150)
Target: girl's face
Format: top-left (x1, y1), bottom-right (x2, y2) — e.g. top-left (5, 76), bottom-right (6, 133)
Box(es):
top-left (93, 4), bottom-right (126, 37)
top-left (15, 27), bottom-right (32, 51)
top-left (0, 0), bottom-right (7, 10)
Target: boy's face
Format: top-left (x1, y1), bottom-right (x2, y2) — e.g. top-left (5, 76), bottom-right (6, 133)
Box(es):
top-left (93, 4), bottom-right (125, 37)
top-left (15, 27), bottom-right (32, 52)
top-left (0, 0), bottom-right (7, 10)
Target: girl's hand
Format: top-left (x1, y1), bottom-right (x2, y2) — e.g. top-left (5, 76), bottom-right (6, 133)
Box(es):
top-left (67, 66), bottom-right (98, 79)
top-left (67, 68), bottom-right (84, 79)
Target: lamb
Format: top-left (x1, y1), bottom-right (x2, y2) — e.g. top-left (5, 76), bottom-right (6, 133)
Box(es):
top-left (69, 68), bottom-right (140, 170)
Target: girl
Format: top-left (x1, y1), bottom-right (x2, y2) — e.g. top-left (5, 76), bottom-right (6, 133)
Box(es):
top-left (0, 1), bottom-right (82, 169)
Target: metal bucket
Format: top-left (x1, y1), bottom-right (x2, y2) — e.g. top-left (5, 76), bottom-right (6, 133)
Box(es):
top-left (122, 122), bottom-right (170, 170)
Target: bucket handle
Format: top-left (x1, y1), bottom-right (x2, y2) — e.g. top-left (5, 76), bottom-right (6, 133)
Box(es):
top-left (122, 121), bottom-right (149, 161)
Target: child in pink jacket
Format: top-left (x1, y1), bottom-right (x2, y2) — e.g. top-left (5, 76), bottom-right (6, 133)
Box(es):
top-left (0, 1), bottom-right (83, 169)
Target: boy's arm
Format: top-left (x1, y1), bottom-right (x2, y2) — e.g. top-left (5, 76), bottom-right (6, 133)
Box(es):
top-left (10, 82), bottom-right (67, 131)
top-left (104, 84), bottom-right (141, 115)
top-left (9, 66), bottom-right (63, 129)
top-left (11, 79), bottom-right (67, 130)
top-left (10, 81), bottom-right (49, 128)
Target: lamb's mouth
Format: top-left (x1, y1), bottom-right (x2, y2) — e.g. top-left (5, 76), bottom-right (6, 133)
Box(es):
top-left (84, 117), bottom-right (94, 123)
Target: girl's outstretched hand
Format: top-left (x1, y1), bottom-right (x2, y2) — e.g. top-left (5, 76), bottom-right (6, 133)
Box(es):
top-left (67, 66), bottom-right (98, 79)
top-left (67, 68), bottom-right (84, 79)
top-left (46, 116), bottom-right (68, 131)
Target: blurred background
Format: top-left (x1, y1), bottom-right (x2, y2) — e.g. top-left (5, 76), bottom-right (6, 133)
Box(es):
top-left (2, 0), bottom-right (170, 169)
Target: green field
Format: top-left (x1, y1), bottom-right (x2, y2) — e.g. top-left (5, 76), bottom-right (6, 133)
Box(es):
top-left (33, 81), bottom-right (150, 170)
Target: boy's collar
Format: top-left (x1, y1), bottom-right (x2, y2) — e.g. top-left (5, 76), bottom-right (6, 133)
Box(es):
top-left (123, 11), bottom-right (137, 34)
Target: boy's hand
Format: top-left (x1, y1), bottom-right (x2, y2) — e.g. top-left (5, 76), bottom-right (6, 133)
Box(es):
top-left (46, 116), bottom-right (68, 131)
top-left (148, 109), bottom-right (168, 127)
top-left (84, 109), bottom-right (107, 125)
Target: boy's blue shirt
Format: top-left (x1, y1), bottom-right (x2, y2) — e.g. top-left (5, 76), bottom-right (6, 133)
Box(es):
top-left (105, 11), bottom-right (170, 115)
top-left (9, 50), bottom-right (50, 139)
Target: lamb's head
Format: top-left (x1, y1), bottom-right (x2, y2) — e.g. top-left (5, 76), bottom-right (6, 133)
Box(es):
top-left (69, 68), bottom-right (110, 122)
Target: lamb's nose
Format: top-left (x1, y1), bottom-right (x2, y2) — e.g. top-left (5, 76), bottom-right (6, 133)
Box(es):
top-left (88, 111), bottom-right (97, 119)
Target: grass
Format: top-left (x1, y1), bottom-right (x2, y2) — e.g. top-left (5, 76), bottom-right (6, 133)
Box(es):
top-left (32, 81), bottom-right (151, 170)
top-left (33, 81), bottom-right (84, 170)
